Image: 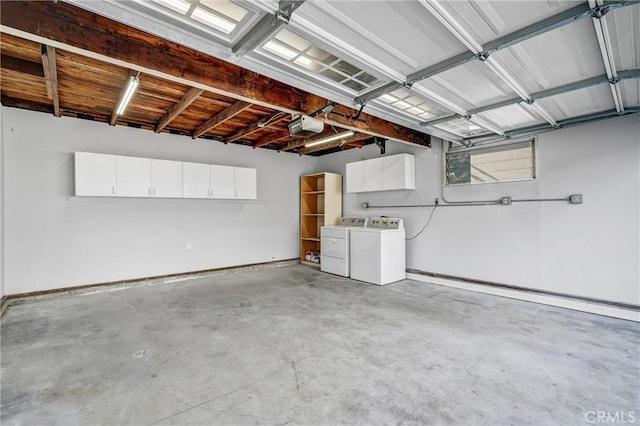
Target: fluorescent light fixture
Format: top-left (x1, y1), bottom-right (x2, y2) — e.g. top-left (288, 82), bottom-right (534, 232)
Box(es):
top-left (192, 7), bottom-right (236, 34)
top-left (305, 131), bottom-right (354, 148)
top-left (116, 75), bottom-right (139, 116)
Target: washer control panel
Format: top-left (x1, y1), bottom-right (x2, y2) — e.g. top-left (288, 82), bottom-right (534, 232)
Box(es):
top-left (368, 217), bottom-right (404, 229)
top-left (338, 217), bottom-right (368, 227)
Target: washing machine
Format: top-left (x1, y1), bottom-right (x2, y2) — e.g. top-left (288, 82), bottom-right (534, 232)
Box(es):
top-left (320, 217), bottom-right (368, 277)
top-left (349, 217), bottom-right (405, 285)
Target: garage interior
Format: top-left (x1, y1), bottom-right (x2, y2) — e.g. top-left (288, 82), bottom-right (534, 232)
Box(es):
top-left (1, 0), bottom-right (639, 424)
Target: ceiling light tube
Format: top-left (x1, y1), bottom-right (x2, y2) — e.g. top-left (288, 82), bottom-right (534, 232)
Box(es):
top-left (305, 131), bottom-right (354, 148)
top-left (116, 76), bottom-right (139, 115)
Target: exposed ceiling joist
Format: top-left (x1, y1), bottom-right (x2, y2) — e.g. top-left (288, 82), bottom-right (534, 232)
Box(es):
top-left (40, 44), bottom-right (60, 117)
top-left (225, 111), bottom-right (288, 144)
top-left (192, 100), bottom-right (252, 139)
top-left (156, 87), bottom-right (204, 133)
top-left (253, 130), bottom-right (291, 148)
top-left (0, 1), bottom-right (429, 147)
top-left (1, 54), bottom-right (44, 77)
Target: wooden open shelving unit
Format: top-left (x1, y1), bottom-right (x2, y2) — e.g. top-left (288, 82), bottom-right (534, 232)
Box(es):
top-left (300, 172), bottom-right (342, 267)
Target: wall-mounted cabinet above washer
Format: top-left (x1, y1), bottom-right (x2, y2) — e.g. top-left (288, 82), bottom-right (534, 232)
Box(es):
top-left (346, 153), bottom-right (415, 193)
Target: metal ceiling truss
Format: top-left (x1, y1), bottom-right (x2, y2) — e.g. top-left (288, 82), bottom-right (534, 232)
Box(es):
top-left (420, 69), bottom-right (640, 127)
top-left (354, 0), bottom-right (639, 139)
top-left (232, 0), bottom-right (305, 56)
top-left (462, 107), bottom-right (640, 145)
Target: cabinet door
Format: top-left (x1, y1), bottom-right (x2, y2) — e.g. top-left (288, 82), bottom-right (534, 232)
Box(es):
top-left (183, 162), bottom-right (210, 199)
top-left (210, 165), bottom-right (235, 199)
top-left (75, 152), bottom-right (116, 197)
top-left (383, 154), bottom-right (415, 190)
top-left (345, 161), bottom-right (363, 193)
top-left (151, 159), bottom-right (183, 198)
top-left (363, 157), bottom-right (383, 192)
top-left (116, 156), bottom-right (152, 197)
top-left (234, 167), bottom-right (257, 199)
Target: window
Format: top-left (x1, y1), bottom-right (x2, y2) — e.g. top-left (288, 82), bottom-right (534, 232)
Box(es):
top-left (377, 87), bottom-right (447, 121)
top-left (261, 29), bottom-right (382, 93)
top-left (445, 140), bottom-right (535, 185)
top-left (147, 0), bottom-right (250, 35)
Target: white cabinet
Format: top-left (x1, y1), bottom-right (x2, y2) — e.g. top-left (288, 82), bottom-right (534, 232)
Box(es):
top-left (383, 154), bottom-right (415, 190)
top-left (75, 152), bottom-right (255, 200)
top-left (210, 165), bottom-right (235, 199)
top-left (182, 162), bottom-right (257, 199)
top-left (116, 156), bottom-right (151, 197)
top-left (345, 161), bottom-right (363, 194)
top-left (234, 167), bottom-right (257, 199)
top-left (75, 152), bottom-right (116, 197)
top-left (151, 159), bottom-right (183, 198)
top-left (183, 162), bottom-right (210, 199)
top-left (346, 153), bottom-right (415, 193)
top-left (363, 157), bottom-right (383, 192)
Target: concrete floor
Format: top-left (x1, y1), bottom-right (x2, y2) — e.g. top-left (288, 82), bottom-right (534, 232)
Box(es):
top-left (1, 264), bottom-right (639, 425)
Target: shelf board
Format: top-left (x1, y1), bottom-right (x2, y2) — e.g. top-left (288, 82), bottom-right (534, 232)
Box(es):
top-left (301, 213), bottom-right (324, 216)
top-left (301, 237), bottom-right (320, 242)
top-left (301, 191), bottom-right (325, 195)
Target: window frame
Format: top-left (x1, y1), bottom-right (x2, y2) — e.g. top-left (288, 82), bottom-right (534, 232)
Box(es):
top-left (443, 138), bottom-right (537, 187)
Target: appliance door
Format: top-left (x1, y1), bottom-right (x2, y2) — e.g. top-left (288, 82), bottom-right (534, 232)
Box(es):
top-left (322, 235), bottom-right (346, 259)
top-left (350, 230), bottom-right (382, 285)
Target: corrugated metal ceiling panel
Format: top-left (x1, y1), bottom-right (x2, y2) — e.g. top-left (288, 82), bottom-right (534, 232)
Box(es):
top-left (536, 84), bottom-right (616, 119)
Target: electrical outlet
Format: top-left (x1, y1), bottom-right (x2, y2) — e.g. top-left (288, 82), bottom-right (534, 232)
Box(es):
top-left (186, 242), bottom-right (192, 250)
top-left (501, 197), bottom-right (512, 205)
top-left (569, 194), bottom-right (583, 204)
top-left (362, 202), bottom-right (369, 209)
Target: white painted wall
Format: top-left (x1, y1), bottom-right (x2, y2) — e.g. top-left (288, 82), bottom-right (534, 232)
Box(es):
top-left (317, 115), bottom-right (640, 305)
top-left (2, 107), bottom-right (317, 295)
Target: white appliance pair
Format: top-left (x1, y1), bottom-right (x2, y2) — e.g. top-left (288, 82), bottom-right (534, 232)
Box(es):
top-left (320, 217), bottom-right (405, 285)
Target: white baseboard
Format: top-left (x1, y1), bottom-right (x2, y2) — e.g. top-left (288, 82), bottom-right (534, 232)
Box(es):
top-left (406, 273), bottom-right (640, 322)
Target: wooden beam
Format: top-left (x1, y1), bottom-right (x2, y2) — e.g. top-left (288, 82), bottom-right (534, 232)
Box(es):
top-left (192, 100), bottom-right (252, 139)
top-left (110, 69), bottom-right (137, 126)
top-left (298, 133), bottom-right (372, 155)
top-left (155, 87), bottom-right (204, 133)
top-left (0, 1), bottom-right (430, 146)
top-left (1, 95), bottom-right (53, 114)
top-left (253, 130), bottom-right (292, 149)
top-left (40, 44), bottom-right (60, 117)
top-left (1, 54), bottom-right (44, 77)
top-left (226, 111), bottom-right (288, 144)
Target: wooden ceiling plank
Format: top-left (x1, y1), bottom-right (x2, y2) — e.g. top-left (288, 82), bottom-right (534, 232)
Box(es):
top-left (0, 1), bottom-right (430, 147)
top-left (110, 69), bottom-right (137, 126)
top-left (1, 54), bottom-right (44, 77)
top-left (298, 133), bottom-right (372, 155)
top-left (40, 44), bottom-right (60, 117)
top-left (192, 100), bottom-right (252, 139)
top-left (226, 111), bottom-right (288, 144)
top-left (253, 130), bottom-right (292, 149)
top-left (156, 87), bottom-right (204, 133)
